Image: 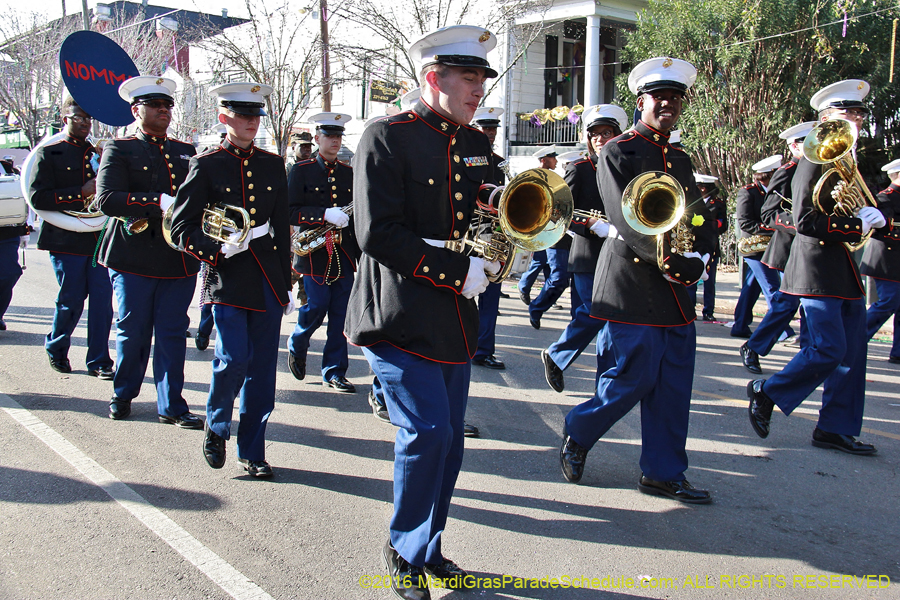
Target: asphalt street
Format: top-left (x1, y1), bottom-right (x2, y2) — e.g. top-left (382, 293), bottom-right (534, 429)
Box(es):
top-left (1, 237), bottom-right (898, 600)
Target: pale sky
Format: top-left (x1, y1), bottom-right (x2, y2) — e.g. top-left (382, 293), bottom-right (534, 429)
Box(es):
top-left (0, 0), bottom-right (255, 21)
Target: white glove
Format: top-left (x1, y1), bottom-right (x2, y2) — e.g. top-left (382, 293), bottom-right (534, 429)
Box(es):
top-left (484, 260), bottom-right (501, 277)
top-left (683, 251), bottom-right (711, 281)
top-left (608, 224), bottom-right (618, 238)
top-left (283, 294), bottom-right (296, 316)
top-left (461, 257), bottom-right (490, 299)
top-left (19, 236), bottom-right (28, 249)
top-left (159, 193), bottom-right (176, 213)
top-left (858, 206), bottom-right (886, 234)
top-left (324, 207), bottom-right (350, 228)
top-left (221, 231), bottom-right (250, 259)
top-left (590, 220), bottom-right (610, 237)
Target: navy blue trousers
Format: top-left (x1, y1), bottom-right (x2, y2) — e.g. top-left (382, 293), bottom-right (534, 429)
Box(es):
top-left (109, 270), bottom-right (195, 417)
top-left (474, 281), bottom-right (501, 360)
top-left (46, 253), bottom-right (114, 370)
top-left (530, 247), bottom-right (569, 319)
top-left (289, 274), bottom-right (352, 381)
top-left (748, 290), bottom-right (806, 356)
top-left (0, 237), bottom-right (22, 320)
top-left (548, 273), bottom-right (605, 371)
top-left (517, 250), bottom-right (549, 295)
top-left (565, 321), bottom-right (696, 482)
top-left (763, 296), bottom-right (866, 436)
top-left (687, 256), bottom-right (719, 316)
top-left (732, 263), bottom-right (761, 335)
top-left (362, 342), bottom-right (469, 568)
top-left (198, 302), bottom-right (214, 338)
top-left (207, 284), bottom-right (281, 462)
top-left (866, 279), bottom-right (900, 358)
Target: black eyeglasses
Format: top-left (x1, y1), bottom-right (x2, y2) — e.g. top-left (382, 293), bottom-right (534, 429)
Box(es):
top-left (587, 130), bottom-right (616, 139)
top-left (66, 115), bottom-right (93, 124)
top-left (138, 100), bottom-right (174, 110)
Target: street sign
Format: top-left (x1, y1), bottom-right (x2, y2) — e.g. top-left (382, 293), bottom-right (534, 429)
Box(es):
top-left (369, 80), bottom-right (402, 103)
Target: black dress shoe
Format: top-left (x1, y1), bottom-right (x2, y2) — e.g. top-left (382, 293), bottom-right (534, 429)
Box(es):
top-left (740, 343), bottom-right (762, 374)
top-left (383, 541), bottom-right (430, 600)
top-left (529, 314), bottom-right (540, 330)
top-left (424, 557), bottom-right (468, 588)
top-left (541, 349), bottom-right (564, 393)
top-left (638, 475), bottom-right (711, 504)
top-left (326, 375), bottom-right (356, 393)
top-left (109, 397), bottom-right (131, 420)
top-left (463, 422), bottom-right (479, 438)
top-left (499, 290), bottom-right (510, 298)
top-left (288, 352), bottom-right (306, 380)
top-left (368, 390), bottom-right (391, 423)
top-left (0, 318), bottom-right (6, 330)
top-left (518, 288), bottom-right (531, 306)
top-left (88, 366), bottom-right (115, 380)
top-left (195, 332), bottom-right (210, 351)
top-left (472, 355), bottom-right (505, 369)
top-left (701, 313), bottom-right (715, 322)
top-left (239, 458), bottom-right (274, 477)
top-left (158, 411), bottom-right (204, 429)
top-left (747, 379), bottom-right (774, 438)
top-left (730, 329), bottom-right (752, 339)
top-left (811, 427), bottom-right (877, 455)
top-left (889, 355), bottom-right (900, 364)
top-left (560, 428), bottom-right (588, 483)
top-left (48, 355), bottom-right (72, 374)
top-left (203, 425), bottom-right (226, 469)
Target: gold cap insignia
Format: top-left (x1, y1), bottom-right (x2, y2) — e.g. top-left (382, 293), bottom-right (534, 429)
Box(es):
top-left (858, 82), bottom-right (865, 90)
top-left (156, 78), bottom-right (164, 85)
top-left (662, 58), bottom-right (673, 68)
top-left (441, 122), bottom-right (448, 131)
top-left (488, 108), bottom-right (495, 113)
top-left (335, 114), bottom-right (342, 120)
top-left (479, 31), bottom-right (490, 43)
top-left (251, 85), bottom-right (260, 93)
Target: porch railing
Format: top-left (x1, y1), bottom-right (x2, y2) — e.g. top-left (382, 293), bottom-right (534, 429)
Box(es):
top-left (514, 118), bottom-right (581, 145)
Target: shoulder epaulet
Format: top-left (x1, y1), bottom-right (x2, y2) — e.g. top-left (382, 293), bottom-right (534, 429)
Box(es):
top-left (385, 111), bottom-right (417, 125)
top-left (196, 147), bottom-right (221, 159)
top-left (784, 162), bottom-right (797, 171)
top-left (296, 158), bottom-right (316, 166)
top-left (614, 131), bottom-right (637, 144)
top-left (116, 134), bottom-right (137, 141)
top-left (574, 158), bottom-right (592, 166)
top-left (881, 187), bottom-right (895, 195)
top-left (743, 183), bottom-right (754, 190)
top-left (253, 147), bottom-right (281, 158)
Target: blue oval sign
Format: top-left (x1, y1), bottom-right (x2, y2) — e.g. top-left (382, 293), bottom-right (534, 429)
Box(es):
top-left (59, 31), bottom-right (140, 127)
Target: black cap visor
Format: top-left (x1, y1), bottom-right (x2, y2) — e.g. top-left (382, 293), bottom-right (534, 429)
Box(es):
top-left (586, 117), bottom-right (622, 132)
top-left (431, 54), bottom-right (498, 78)
top-left (221, 100), bottom-right (267, 116)
top-left (132, 93), bottom-right (174, 105)
top-left (475, 119), bottom-right (501, 127)
top-left (825, 100), bottom-right (869, 114)
top-left (316, 125), bottom-right (345, 135)
top-left (637, 80), bottom-right (688, 95)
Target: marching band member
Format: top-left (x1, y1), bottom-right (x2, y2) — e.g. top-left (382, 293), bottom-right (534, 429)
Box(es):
top-left (27, 95), bottom-right (114, 379)
top-left (471, 106), bottom-right (507, 373)
top-left (541, 104), bottom-right (628, 393)
top-left (171, 82), bottom-right (292, 477)
top-left (732, 156), bottom-right (786, 339)
top-left (287, 112), bottom-right (359, 393)
top-left (528, 145), bottom-right (570, 328)
top-left (861, 158), bottom-right (900, 362)
top-left (747, 79), bottom-right (879, 455)
top-left (559, 57), bottom-right (715, 503)
top-left (691, 174), bottom-right (728, 321)
top-left (96, 76), bottom-right (202, 427)
top-left (740, 122), bottom-right (816, 373)
top-left (347, 25), bottom-right (498, 599)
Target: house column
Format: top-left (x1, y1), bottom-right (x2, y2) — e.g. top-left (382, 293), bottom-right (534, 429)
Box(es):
top-left (584, 14), bottom-right (601, 107)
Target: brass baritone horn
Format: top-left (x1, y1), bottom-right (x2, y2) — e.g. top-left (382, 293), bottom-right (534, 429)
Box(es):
top-left (802, 118), bottom-right (878, 252)
top-left (291, 204), bottom-right (353, 256)
top-left (444, 168), bottom-right (574, 283)
top-left (620, 171), bottom-right (692, 271)
top-left (162, 203), bottom-right (251, 251)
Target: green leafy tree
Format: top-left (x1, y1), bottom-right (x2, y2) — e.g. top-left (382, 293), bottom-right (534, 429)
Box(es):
top-left (618, 0), bottom-right (900, 197)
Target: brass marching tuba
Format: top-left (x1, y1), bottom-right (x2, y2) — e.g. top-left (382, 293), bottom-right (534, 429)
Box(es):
top-left (291, 204), bottom-right (352, 256)
top-left (802, 117), bottom-right (877, 251)
top-left (620, 171), bottom-right (692, 271)
top-left (161, 203), bottom-right (251, 251)
top-left (444, 168), bottom-right (574, 283)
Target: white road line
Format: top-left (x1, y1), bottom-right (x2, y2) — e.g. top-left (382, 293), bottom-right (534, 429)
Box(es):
top-left (0, 392), bottom-right (275, 600)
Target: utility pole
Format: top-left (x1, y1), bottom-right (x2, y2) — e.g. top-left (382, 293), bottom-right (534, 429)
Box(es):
top-left (320, 0), bottom-right (331, 111)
